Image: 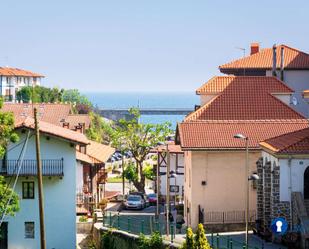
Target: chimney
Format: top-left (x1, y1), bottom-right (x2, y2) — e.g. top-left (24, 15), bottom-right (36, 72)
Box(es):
top-left (62, 122), bottom-right (70, 129)
top-left (280, 46), bottom-right (284, 81)
top-left (250, 43), bottom-right (259, 55)
top-left (272, 44), bottom-right (277, 77)
top-left (75, 125), bottom-right (83, 133)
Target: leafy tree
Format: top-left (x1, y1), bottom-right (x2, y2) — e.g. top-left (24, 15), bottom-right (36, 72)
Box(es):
top-left (106, 108), bottom-right (171, 193)
top-left (16, 86), bottom-right (63, 103)
top-left (62, 89), bottom-right (92, 107)
top-left (0, 97), bottom-right (20, 218)
top-left (194, 224), bottom-right (211, 249)
top-left (86, 112), bottom-right (112, 144)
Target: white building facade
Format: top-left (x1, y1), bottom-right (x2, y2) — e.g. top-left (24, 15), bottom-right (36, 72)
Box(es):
top-left (0, 120), bottom-right (87, 249)
top-left (0, 67), bottom-right (43, 102)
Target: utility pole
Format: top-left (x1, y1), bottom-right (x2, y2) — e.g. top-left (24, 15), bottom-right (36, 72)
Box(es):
top-left (156, 153), bottom-right (160, 217)
top-left (166, 144), bottom-right (170, 236)
top-left (34, 107), bottom-right (46, 249)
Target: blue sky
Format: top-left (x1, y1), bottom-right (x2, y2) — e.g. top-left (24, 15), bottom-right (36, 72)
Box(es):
top-left (1, 0), bottom-right (309, 93)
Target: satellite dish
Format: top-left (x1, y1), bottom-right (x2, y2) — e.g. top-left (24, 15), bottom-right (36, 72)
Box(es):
top-left (292, 97), bottom-right (298, 106)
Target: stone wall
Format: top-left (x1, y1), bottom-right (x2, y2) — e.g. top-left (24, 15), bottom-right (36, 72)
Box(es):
top-left (257, 157), bottom-right (291, 233)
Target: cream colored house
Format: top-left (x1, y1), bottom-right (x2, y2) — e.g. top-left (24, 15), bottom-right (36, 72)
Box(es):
top-left (176, 76), bottom-right (309, 229)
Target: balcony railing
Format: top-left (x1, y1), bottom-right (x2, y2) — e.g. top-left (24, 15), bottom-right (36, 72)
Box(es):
top-left (0, 159), bottom-right (64, 176)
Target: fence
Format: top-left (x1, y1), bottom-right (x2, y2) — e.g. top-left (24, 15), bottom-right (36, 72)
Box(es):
top-left (102, 212), bottom-right (266, 249)
top-left (204, 210), bottom-right (256, 224)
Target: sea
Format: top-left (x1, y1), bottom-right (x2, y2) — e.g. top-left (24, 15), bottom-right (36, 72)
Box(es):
top-left (84, 92), bottom-right (199, 130)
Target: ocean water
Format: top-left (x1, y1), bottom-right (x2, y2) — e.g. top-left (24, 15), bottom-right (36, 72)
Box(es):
top-left (84, 92), bottom-right (199, 129)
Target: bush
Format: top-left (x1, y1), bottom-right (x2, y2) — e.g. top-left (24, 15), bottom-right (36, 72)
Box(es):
top-left (181, 224), bottom-right (212, 249)
top-left (138, 232), bottom-right (164, 249)
top-left (79, 215), bottom-right (88, 222)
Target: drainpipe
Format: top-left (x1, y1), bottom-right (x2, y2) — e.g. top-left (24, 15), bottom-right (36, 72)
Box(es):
top-left (272, 44), bottom-right (277, 77)
top-left (280, 46), bottom-right (284, 81)
top-left (288, 156), bottom-right (293, 229)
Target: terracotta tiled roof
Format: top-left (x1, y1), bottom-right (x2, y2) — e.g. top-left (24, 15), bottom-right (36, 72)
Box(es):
top-left (260, 127), bottom-right (309, 154)
top-left (15, 117), bottom-right (89, 145)
top-left (66, 114), bottom-right (91, 130)
top-left (86, 140), bottom-right (115, 163)
top-left (177, 120), bottom-right (309, 149)
top-left (152, 141), bottom-right (183, 154)
top-left (76, 151), bottom-right (93, 164)
top-left (0, 67), bottom-right (44, 77)
top-left (196, 76), bottom-right (293, 95)
top-left (219, 45), bottom-right (309, 71)
top-left (186, 76), bottom-right (302, 121)
top-left (2, 103), bottom-right (72, 126)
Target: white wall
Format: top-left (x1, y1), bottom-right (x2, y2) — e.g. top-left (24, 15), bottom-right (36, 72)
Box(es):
top-left (199, 94), bottom-right (217, 106)
top-left (159, 153), bottom-right (184, 197)
top-left (5, 130), bottom-right (76, 249)
top-left (76, 161), bottom-right (84, 193)
top-left (266, 70), bottom-right (309, 117)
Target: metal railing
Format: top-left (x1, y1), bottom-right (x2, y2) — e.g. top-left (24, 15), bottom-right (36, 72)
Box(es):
top-left (204, 210), bottom-right (256, 224)
top-left (0, 159), bottom-right (64, 176)
top-left (101, 212), bottom-right (264, 249)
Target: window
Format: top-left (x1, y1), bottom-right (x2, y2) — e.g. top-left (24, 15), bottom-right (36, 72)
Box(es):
top-left (170, 185), bottom-right (179, 193)
top-left (22, 182), bottom-right (34, 199)
top-left (25, 222), bottom-right (35, 239)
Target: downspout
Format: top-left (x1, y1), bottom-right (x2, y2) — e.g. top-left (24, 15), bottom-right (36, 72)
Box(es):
top-left (288, 156), bottom-right (293, 229)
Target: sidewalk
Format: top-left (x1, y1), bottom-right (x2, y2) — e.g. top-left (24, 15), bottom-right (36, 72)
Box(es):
top-left (164, 231), bottom-right (287, 249)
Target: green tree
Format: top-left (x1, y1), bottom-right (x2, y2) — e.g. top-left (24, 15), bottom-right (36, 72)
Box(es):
top-left (86, 112), bottom-right (112, 144)
top-left (16, 86), bottom-right (64, 103)
top-left (0, 97), bottom-right (20, 218)
top-left (194, 224), bottom-right (211, 249)
top-left (62, 89), bottom-right (92, 107)
top-left (106, 108), bottom-right (171, 193)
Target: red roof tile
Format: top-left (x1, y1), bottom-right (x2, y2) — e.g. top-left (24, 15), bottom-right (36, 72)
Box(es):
top-left (86, 140), bottom-right (115, 163)
top-left (66, 114), bottom-right (91, 130)
top-left (186, 76), bottom-right (302, 121)
top-left (152, 141), bottom-right (183, 154)
top-left (2, 103), bottom-right (72, 126)
top-left (260, 127), bottom-right (309, 154)
top-left (219, 45), bottom-right (309, 71)
top-left (196, 76), bottom-right (293, 95)
top-left (0, 67), bottom-right (44, 77)
top-left (15, 117), bottom-right (89, 145)
top-left (178, 120), bottom-right (309, 149)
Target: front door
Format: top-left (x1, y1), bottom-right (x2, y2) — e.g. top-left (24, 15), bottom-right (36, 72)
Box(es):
top-left (304, 167), bottom-right (309, 199)
top-left (0, 222), bottom-right (8, 249)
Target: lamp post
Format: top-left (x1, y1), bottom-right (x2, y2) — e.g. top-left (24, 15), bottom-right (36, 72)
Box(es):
top-left (234, 133), bottom-right (249, 247)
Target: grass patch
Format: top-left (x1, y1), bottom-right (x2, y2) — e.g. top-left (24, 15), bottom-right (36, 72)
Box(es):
top-left (107, 176), bottom-right (128, 183)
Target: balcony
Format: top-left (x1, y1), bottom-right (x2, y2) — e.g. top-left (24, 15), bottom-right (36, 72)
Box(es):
top-left (0, 159), bottom-right (64, 176)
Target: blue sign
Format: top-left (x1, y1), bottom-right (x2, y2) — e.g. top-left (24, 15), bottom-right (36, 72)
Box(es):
top-left (271, 217), bottom-right (288, 235)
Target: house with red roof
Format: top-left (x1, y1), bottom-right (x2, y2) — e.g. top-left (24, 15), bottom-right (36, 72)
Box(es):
top-left (0, 67), bottom-right (44, 102)
top-left (219, 43), bottom-right (309, 117)
top-left (258, 127), bottom-right (309, 243)
top-left (176, 76), bottom-right (309, 229)
top-left (0, 116), bottom-right (88, 248)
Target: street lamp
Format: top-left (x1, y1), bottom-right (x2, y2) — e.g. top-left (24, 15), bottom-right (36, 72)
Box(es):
top-left (234, 133), bottom-right (250, 247)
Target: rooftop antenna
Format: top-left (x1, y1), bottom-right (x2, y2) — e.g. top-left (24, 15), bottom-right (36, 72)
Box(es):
top-left (235, 47), bottom-right (246, 76)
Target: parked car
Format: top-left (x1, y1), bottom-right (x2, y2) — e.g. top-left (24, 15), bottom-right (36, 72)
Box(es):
top-left (124, 195), bottom-right (145, 210)
top-left (147, 193), bottom-right (157, 205)
top-left (129, 191), bottom-right (149, 207)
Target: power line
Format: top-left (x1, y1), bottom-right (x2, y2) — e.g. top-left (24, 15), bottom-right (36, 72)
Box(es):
top-left (0, 130), bottom-right (30, 226)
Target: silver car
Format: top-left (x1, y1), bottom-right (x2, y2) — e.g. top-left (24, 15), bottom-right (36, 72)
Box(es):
top-left (124, 195), bottom-right (145, 210)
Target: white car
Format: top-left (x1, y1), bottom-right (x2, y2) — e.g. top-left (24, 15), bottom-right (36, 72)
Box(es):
top-left (124, 195), bottom-right (145, 210)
